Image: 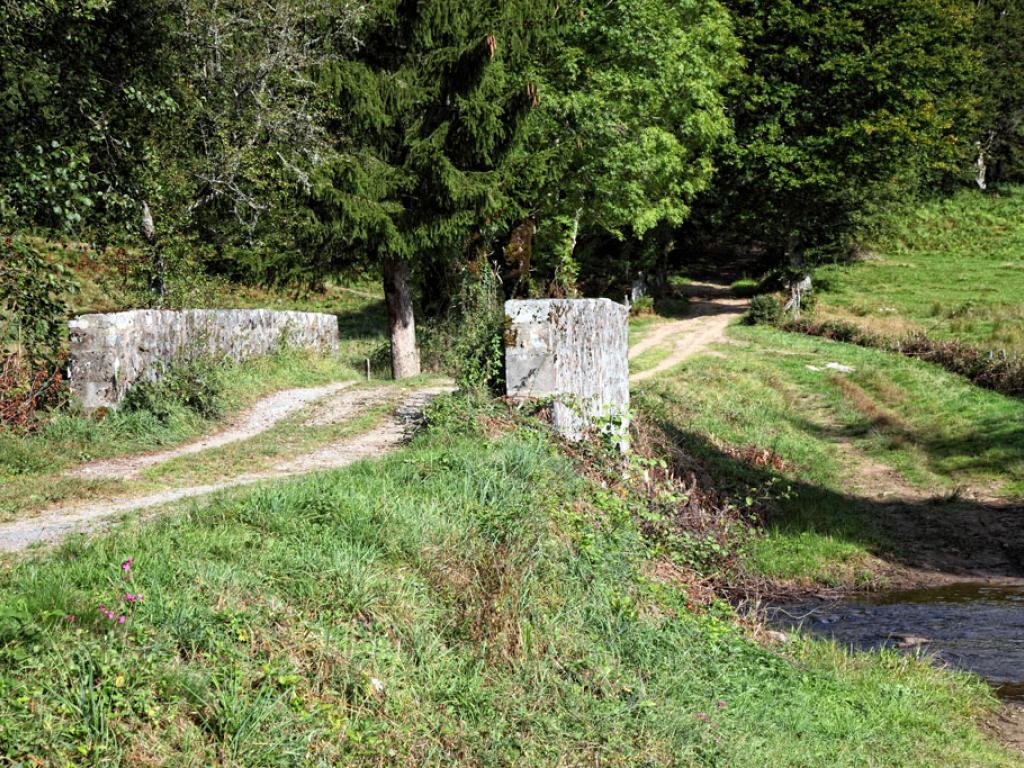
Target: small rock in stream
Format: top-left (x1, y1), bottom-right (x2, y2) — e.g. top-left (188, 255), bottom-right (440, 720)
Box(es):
top-left (895, 636), bottom-right (931, 649)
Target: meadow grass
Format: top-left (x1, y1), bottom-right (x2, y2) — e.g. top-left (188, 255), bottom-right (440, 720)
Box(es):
top-left (634, 324), bottom-right (1024, 584)
top-left (814, 185), bottom-right (1024, 353)
top-left (0, 396), bottom-right (1013, 766)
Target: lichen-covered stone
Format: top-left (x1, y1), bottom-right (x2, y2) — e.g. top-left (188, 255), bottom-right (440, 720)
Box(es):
top-left (69, 309), bottom-right (339, 412)
top-left (505, 299), bottom-right (629, 445)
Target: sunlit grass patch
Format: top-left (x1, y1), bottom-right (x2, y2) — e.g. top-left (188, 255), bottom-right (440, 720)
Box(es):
top-left (816, 186), bottom-right (1024, 354)
top-left (0, 404), bottom-right (1014, 766)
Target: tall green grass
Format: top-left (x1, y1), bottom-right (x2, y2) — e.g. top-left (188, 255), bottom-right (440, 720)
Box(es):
top-left (0, 401), bottom-right (1013, 766)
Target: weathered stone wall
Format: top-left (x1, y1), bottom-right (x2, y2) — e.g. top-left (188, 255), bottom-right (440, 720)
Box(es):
top-left (69, 309), bottom-right (339, 412)
top-left (505, 299), bottom-right (629, 444)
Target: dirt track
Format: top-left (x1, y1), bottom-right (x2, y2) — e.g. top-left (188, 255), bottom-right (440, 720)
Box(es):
top-left (71, 381), bottom-right (356, 480)
top-left (630, 284), bottom-right (747, 383)
top-left (0, 384), bottom-right (451, 552)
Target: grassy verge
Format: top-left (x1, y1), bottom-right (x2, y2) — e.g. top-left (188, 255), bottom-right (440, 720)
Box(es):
top-left (0, 396), bottom-right (1013, 766)
top-left (814, 185), bottom-right (1024, 354)
top-left (0, 349), bottom-right (359, 520)
top-left (635, 324), bottom-right (1024, 585)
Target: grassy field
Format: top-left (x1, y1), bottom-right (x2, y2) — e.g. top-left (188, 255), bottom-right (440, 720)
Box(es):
top-left (634, 322), bottom-right (1024, 585)
top-left (814, 186), bottom-right (1024, 353)
top-left (0, 396), bottom-right (1014, 766)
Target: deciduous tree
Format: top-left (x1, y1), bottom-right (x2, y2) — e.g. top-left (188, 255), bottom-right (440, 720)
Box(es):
top-left (974, 0), bottom-right (1024, 186)
top-left (684, 0), bottom-right (979, 267)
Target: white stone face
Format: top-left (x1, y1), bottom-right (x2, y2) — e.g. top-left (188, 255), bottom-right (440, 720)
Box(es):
top-left (68, 309), bottom-right (339, 412)
top-left (505, 299), bottom-right (629, 445)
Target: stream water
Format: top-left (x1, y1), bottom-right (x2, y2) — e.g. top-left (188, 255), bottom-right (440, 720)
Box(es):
top-left (766, 583), bottom-right (1024, 700)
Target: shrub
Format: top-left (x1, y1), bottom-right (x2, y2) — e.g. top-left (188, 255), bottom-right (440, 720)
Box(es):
top-left (0, 237), bottom-right (76, 428)
top-left (0, 236), bottom-right (77, 366)
top-left (746, 295), bottom-right (781, 326)
top-left (629, 296), bottom-right (656, 316)
top-left (420, 265), bottom-right (506, 394)
top-left (122, 356), bottom-right (227, 422)
top-left (730, 278), bottom-right (760, 298)
top-left (0, 353), bottom-right (66, 431)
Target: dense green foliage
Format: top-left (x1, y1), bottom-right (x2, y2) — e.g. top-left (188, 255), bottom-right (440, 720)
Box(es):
top-left (0, 0), bottom-right (170, 230)
top-left (974, 0), bottom-right (1024, 183)
top-left (524, 0), bottom-right (738, 293)
top-left (0, 237), bottom-right (77, 365)
top-left (684, 0), bottom-right (980, 266)
top-left (1, 0), bottom-right (1021, 384)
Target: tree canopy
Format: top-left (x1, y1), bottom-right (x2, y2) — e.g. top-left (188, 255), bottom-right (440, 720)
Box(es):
top-left (683, 0), bottom-right (979, 266)
top-left (0, 0), bottom-right (1013, 373)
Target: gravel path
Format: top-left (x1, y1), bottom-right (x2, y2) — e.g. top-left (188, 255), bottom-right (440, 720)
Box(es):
top-left (71, 381), bottom-right (355, 480)
top-left (0, 385), bottom-right (452, 552)
top-left (630, 287), bottom-right (747, 383)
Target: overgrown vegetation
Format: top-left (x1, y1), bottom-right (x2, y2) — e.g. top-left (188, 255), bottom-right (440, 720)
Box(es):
top-left (121, 356), bottom-right (229, 423)
top-left (0, 398), bottom-right (1014, 766)
top-left (0, 237), bottom-right (79, 427)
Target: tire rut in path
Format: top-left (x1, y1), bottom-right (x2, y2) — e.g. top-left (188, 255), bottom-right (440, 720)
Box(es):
top-left (71, 380), bottom-right (356, 480)
top-left (0, 385), bottom-right (452, 553)
top-left (630, 291), bottom-right (747, 384)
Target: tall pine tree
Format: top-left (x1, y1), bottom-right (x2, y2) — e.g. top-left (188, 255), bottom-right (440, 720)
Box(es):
top-left (307, 0), bottom-right (562, 377)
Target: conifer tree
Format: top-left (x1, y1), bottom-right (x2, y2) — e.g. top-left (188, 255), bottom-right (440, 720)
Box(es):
top-left (308, 0), bottom-right (561, 377)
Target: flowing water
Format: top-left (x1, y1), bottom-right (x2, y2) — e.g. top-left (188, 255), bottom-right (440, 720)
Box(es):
top-left (766, 583), bottom-right (1024, 700)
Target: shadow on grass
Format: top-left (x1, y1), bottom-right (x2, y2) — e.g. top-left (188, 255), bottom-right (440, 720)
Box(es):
top-left (335, 300), bottom-right (387, 341)
top-left (652, 413), bottom-right (1024, 580)
top-left (782, 407), bottom-right (1024, 493)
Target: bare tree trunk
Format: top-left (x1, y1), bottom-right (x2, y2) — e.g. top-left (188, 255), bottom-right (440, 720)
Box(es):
top-left (141, 200), bottom-right (166, 303)
top-left (382, 256), bottom-right (420, 379)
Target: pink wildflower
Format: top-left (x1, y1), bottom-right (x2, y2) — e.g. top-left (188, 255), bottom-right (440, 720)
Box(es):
top-left (124, 593), bottom-right (142, 604)
top-left (117, 615), bottom-right (126, 624)
top-left (694, 712), bottom-right (709, 723)
top-left (717, 700), bottom-right (727, 710)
